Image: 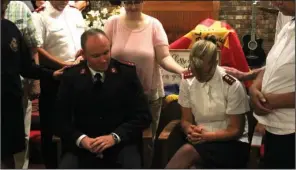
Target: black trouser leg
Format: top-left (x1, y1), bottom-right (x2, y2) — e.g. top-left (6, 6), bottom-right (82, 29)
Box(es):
top-left (263, 131), bottom-right (295, 169)
top-left (39, 78), bottom-right (60, 169)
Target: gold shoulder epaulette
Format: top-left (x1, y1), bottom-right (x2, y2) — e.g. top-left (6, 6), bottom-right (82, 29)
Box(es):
top-left (222, 74), bottom-right (236, 85)
top-left (34, 6), bottom-right (45, 13)
top-left (183, 70), bottom-right (194, 79)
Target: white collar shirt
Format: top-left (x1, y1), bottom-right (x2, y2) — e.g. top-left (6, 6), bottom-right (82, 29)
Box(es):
top-left (88, 66), bottom-right (105, 83)
top-left (275, 12), bottom-right (294, 42)
top-left (32, 1), bottom-right (85, 62)
top-left (178, 66), bottom-right (250, 143)
top-left (254, 19), bottom-right (295, 135)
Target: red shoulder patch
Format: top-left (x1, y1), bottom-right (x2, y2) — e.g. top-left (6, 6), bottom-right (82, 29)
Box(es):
top-left (80, 68), bottom-right (86, 74)
top-left (182, 70), bottom-right (194, 79)
top-left (34, 6), bottom-right (45, 13)
top-left (119, 60), bottom-right (135, 66)
top-left (222, 74), bottom-right (236, 85)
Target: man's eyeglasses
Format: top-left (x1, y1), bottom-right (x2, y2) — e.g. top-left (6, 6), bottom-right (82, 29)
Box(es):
top-left (122, 1), bottom-right (143, 5)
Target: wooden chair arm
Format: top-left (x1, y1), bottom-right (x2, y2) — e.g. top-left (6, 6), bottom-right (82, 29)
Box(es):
top-left (158, 120), bottom-right (181, 140)
top-left (143, 127), bottom-right (153, 139)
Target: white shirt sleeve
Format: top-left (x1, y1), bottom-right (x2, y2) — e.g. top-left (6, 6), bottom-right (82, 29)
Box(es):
top-left (76, 134), bottom-right (87, 147)
top-left (275, 12), bottom-right (293, 42)
top-left (178, 79), bottom-right (191, 108)
top-left (31, 13), bottom-right (45, 47)
top-left (226, 81), bottom-right (250, 115)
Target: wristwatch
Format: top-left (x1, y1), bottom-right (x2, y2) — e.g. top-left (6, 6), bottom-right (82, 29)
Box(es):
top-left (111, 133), bottom-right (120, 144)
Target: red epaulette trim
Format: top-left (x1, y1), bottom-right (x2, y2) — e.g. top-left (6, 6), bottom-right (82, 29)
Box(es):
top-left (119, 60), bottom-right (135, 66)
top-left (69, 4), bottom-right (77, 9)
top-left (183, 70), bottom-right (194, 79)
top-left (34, 6), bottom-right (45, 13)
top-left (222, 74), bottom-right (236, 85)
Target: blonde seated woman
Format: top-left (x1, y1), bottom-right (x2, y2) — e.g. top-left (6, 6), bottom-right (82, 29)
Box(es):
top-left (166, 35), bottom-right (250, 169)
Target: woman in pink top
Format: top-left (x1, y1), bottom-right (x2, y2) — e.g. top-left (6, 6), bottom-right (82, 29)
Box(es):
top-left (104, 0), bottom-right (185, 144)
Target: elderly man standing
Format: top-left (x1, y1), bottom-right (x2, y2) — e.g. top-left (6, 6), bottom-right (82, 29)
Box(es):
top-left (32, 1), bottom-right (85, 168)
top-left (249, 1), bottom-right (295, 169)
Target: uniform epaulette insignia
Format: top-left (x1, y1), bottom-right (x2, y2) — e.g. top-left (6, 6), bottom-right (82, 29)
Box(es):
top-left (119, 60), bottom-right (135, 67)
top-left (35, 6), bottom-right (45, 13)
top-left (183, 70), bottom-right (194, 79)
top-left (80, 68), bottom-right (86, 74)
top-left (111, 67), bottom-right (117, 73)
top-left (223, 74), bottom-right (236, 85)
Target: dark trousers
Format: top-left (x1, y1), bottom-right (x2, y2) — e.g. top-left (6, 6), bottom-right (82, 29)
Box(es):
top-left (263, 130), bottom-right (295, 169)
top-left (39, 77), bottom-right (60, 168)
top-left (59, 144), bottom-right (142, 169)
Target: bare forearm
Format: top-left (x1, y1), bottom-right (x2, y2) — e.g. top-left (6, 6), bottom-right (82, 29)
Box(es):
top-left (250, 69), bottom-right (265, 90)
top-left (205, 115), bottom-right (245, 141)
top-left (37, 48), bottom-right (66, 68)
top-left (160, 56), bottom-right (185, 75)
top-left (75, 1), bottom-right (88, 11)
top-left (206, 128), bottom-right (242, 141)
top-left (181, 120), bottom-right (192, 135)
top-left (265, 92), bottom-right (295, 109)
top-left (243, 67), bottom-right (265, 81)
top-left (31, 48), bottom-right (39, 65)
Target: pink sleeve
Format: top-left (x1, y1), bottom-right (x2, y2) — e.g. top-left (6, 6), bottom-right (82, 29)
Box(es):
top-left (152, 18), bottom-right (169, 47)
top-left (104, 16), bottom-right (115, 43)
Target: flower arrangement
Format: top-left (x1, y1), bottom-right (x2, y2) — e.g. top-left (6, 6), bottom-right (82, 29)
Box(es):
top-left (84, 6), bottom-right (122, 30)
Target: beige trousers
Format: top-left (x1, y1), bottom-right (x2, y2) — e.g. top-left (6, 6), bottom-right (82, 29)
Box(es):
top-left (14, 78), bottom-right (32, 169)
top-left (149, 98), bottom-right (163, 142)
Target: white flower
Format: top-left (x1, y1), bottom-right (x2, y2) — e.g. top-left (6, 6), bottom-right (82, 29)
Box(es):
top-left (92, 20), bottom-right (102, 28)
top-left (83, 5), bottom-right (122, 30)
top-left (120, 7), bottom-right (125, 14)
top-left (101, 8), bottom-right (108, 16)
top-left (88, 10), bottom-right (95, 16)
top-left (93, 11), bottom-right (100, 17)
top-left (101, 19), bottom-right (107, 25)
top-left (84, 20), bottom-right (91, 26)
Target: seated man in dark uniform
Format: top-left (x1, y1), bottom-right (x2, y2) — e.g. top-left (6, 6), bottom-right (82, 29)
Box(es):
top-left (55, 28), bottom-right (152, 169)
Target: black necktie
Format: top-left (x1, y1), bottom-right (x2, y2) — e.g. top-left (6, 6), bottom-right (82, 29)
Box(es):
top-left (93, 73), bottom-right (102, 85)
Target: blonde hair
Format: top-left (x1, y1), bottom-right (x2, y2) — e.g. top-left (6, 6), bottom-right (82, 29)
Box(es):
top-left (189, 35), bottom-right (218, 69)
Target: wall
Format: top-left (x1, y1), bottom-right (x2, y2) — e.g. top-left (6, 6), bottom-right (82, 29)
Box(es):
top-left (219, 0), bottom-right (278, 53)
top-left (143, 1), bottom-right (220, 43)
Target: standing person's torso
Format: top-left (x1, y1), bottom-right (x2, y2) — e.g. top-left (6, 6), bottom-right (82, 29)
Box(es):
top-left (4, 1), bottom-right (41, 48)
top-left (32, 1), bottom-right (85, 62)
top-left (255, 19), bottom-right (295, 134)
top-left (5, 1), bottom-right (31, 32)
top-left (1, 19), bottom-right (25, 97)
top-left (105, 15), bottom-right (168, 100)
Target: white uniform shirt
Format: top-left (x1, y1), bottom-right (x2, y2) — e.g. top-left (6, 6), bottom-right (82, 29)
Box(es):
top-left (68, 1), bottom-right (76, 6)
top-left (255, 19), bottom-right (295, 135)
top-left (178, 66), bottom-right (250, 143)
top-left (32, 1), bottom-right (85, 62)
top-left (275, 12), bottom-right (293, 42)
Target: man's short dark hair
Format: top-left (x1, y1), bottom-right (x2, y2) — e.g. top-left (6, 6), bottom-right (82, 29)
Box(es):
top-left (80, 28), bottom-right (109, 50)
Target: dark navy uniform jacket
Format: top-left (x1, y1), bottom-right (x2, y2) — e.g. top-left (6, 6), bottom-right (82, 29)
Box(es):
top-left (55, 59), bottom-right (151, 163)
top-left (1, 19), bottom-right (53, 157)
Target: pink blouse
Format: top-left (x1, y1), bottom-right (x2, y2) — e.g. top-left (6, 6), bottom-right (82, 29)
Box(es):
top-left (104, 15), bottom-right (169, 100)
